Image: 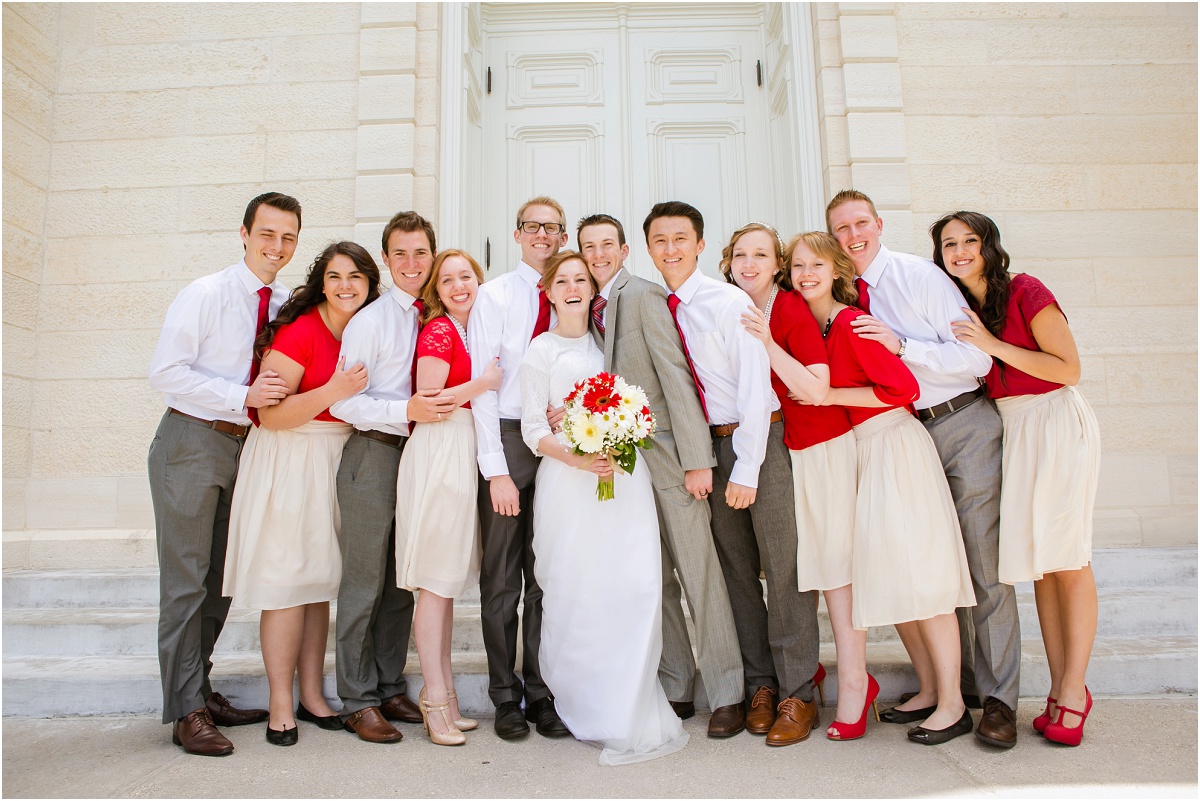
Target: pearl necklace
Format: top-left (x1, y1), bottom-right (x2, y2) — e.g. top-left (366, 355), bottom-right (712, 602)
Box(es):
top-left (762, 285), bottom-right (780, 324)
top-left (449, 315), bottom-right (469, 353)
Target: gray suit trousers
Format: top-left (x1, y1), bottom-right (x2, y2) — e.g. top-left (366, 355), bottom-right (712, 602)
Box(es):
top-left (644, 432), bottom-right (744, 710)
top-left (923, 396), bottom-right (1021, 709)
top-left (335, 432), bottom-right (414, 716)
top-left (708, 421), bottom-right (819, 700)
top-left (149, 410), bottom-right (241, 723)
top-left (476, 421), bottom-right (548, 707)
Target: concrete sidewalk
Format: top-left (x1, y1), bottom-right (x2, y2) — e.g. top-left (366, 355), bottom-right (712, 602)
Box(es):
top-left (3, 697), bottom-right (1196, 798)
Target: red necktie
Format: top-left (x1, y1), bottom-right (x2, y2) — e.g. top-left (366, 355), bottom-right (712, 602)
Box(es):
top-left (531, 290), bottom-right (551, 341)
top-left (855, 277), bottom-right (871, 314)
top-left (591, 295), bottom-right (607, 335)
top-left (667, 293), bottom-right (709, 423)
top-left (408, 299), bottom-right (426, 435)
top-left (248, 286), bottom-right (273, 425)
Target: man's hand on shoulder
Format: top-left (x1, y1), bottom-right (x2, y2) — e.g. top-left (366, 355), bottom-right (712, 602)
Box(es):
top-left (408, 388), bottom-right (456, 422)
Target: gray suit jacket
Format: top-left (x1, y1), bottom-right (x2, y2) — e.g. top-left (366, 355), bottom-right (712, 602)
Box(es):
top-left (592, 271), bottom-right (716, 487)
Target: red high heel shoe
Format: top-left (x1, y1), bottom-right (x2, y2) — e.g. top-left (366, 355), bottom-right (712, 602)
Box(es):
top-left (1044, 688), bottom-right (1092, 747)
top-left (1032, 696), bottom-right (1057, 735)
top-left (826, 674), bottom-right (880, 741)
top-left (812, 663), bottom-right (826, 707)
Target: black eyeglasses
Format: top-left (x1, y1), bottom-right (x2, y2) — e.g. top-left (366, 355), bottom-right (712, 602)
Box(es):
top-left (519, 221), bottom-right (565, 235)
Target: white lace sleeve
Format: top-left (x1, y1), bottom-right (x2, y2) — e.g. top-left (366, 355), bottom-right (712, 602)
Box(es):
top-left (519, 339), bottom-right (553, 455)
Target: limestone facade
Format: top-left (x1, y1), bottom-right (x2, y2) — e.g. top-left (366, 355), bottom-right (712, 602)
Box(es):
top-left (2, 2), bottom-right (1195, 561)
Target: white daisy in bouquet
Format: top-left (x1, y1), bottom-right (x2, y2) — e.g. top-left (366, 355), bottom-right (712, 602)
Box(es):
top-left (560, 372), bottom-right (656, 501)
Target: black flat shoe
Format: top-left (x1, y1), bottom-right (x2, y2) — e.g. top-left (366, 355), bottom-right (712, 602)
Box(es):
top-left (900, 691), bottom-right (982, 709)
top-left (525, 697), bottom-right (571, 738)
top-left (879, 704), bottom-right (937, 724)
top-left (266, 724), bottom-right (298, 746)
top-left (296, 702), bottom-right (343, 731)
top-left (907, 710), bottom-right (973, 745)
top-left (494, 701), bottom-right (530, 740)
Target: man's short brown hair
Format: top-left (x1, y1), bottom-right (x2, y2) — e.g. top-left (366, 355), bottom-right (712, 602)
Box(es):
top-left (825, 189), bottom-right (879, 233)
top-left (243, 192), bottom-right (302, 233)
top-left (515, 196), bottom-right (566, 230)
top-left (576, 213), bottom-right (626, 247)
top-left (381, 210), bottom-right (437, 255)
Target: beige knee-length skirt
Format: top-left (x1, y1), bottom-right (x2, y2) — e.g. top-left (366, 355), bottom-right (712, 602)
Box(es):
top-left (223, 420), bottom-right (352, 611)
top-left (995, 386), bottom-right (1101, 585)
top-left (851, 408), bottom-right (976, 630)
top-left (394, 407), bottom-right (481, 599)
top-left (791, 430), bottom-right (857, 592)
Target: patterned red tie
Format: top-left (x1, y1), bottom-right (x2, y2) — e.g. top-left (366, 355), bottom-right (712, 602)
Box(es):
top-left (531, 290), bottom-right (552, 341)
top-left (408, 298), bottom-right (426, 435)
top-left (248, 286), bottom-right (273, 426)
top-left (591, 295), bottom-right (607, 335)
top-left (855, 277), bottom-right (871, 314)
top-left (666, 293), bottom-right (709, 423)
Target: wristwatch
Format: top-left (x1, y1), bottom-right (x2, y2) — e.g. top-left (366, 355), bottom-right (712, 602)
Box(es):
top-left (897, 337), bottom-right (907, 358)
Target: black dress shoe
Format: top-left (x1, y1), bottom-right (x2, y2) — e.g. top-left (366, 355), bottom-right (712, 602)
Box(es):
top-left (669, 700), bottom-right (696, 720)
top-left (899, 691), bottom-right (982, 710)
top-left (525, 697), bottom-right (571, 738)
top-left (880, 703), bottom-right (937, 724)
top-left (908, 709), bottom-right (973, 745)
top-left (266, 723), bottom-right (298, 746)
top-left (494, 701), bottom-right (530, 740)
top-left (297, 702), bottom-right (344, 731)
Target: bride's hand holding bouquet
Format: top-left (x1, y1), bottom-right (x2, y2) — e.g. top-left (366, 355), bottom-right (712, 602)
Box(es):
top-left (560, 372), bottom-right (656, 501)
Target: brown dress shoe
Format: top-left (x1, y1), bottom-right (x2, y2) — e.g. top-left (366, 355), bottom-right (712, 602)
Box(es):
top-left (745, 686), bottom-right (778, 735)
top-left (380, 693), bottom-right (423, 724)
top-left (975, 697), bottom-right (1017, 748)
top-left (344, 706), bottom-right (404, 743)
top-left (173, 709), bottom-right (234, 756)
top-left (669, 700), bottom-right (695, 720)
top-left (707, 702), bottom-right (746, 738)
top-left (766, 696), bottom-right (819, 747)
top-left (206, 692), bottom-right (268, 727)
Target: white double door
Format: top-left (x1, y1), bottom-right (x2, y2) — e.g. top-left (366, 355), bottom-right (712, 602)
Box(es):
top-left (482, 6), bottom-right (773, 279)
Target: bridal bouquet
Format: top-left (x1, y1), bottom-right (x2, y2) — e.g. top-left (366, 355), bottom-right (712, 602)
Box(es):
top-left (561, 372), bottom-right (655, 501)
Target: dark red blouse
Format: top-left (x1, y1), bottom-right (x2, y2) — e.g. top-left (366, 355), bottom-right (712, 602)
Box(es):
top-left (980, 273), bottom-right (1065, 399)
top-left (269, 306), bottom-right (343, 422)
top-left (769, 290), bottom-right (852, 450)
top-left (825, 306), bottom-right (920, 426)
top-left (416, 316), bottom-right (473, 409)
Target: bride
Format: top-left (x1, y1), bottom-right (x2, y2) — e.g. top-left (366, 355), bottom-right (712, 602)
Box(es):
top-left (519, 250), bottom-right (689, 765)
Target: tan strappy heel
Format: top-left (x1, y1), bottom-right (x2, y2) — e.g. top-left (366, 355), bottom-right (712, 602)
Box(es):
top-left (418, 687), bottom-right (465, 746)
top-left (446, 689), bottom-right (478, 731)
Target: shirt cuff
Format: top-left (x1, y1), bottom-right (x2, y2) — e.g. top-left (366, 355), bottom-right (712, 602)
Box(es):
top-left (729, 461), bottom-right (761, 490)
top-left (478, 452), bottom-right (511, 480)
top-left (227, 383), bottom-right (250, 413)
top-left (900, 337), bottom-right (928, 365)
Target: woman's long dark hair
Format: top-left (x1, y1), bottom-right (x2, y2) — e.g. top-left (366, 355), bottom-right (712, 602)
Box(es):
top-left (254, 240), bottom-right (382, 360)
top-left (930, 211), bottom-right (1011, 337)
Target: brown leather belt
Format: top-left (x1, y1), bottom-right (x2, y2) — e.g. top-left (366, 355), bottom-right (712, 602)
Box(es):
top-left (169, 408), bottom-right (250, 438)
top-left (355, 428), bottom-right (404, 447)
top-left (917, 387), bottom-right (985, 422)
top-left (710, 410), bottom-right (783, 438)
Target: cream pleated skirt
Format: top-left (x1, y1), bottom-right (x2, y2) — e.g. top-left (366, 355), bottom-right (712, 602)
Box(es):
top-left (851, 408), bottom-right (976, 630)
top-left (995, 386), bottom-right (1101, 584)
top-left (395, 407), bottom-right (481, 599)
top-left (791, 430), bottom-right (857, 592)
top-left (223, 420), bottom-right (352, 611)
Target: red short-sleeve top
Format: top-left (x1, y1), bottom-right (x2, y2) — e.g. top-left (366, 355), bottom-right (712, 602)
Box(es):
top-left (416, 316), bottom-right (473, 408)
top-left (268, 306), bottom-right (343, 422)
top-left (980, 273), bottom-right (1065, 399)
top-left (825, 306), bottom-right (920, 426)
top-left (769, 290), bottom-right (852, 450)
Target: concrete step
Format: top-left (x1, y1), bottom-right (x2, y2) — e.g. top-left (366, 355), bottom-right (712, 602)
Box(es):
top-left (4, 635), bottom-right (1194, 719)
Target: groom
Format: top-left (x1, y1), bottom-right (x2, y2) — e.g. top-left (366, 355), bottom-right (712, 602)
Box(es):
top-left (577, 214), bottom-right (747, 738)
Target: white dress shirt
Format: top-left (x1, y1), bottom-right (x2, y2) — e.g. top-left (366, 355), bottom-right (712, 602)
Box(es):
top-left (328, 285), bottom-right (422, 436)
top-left (671, 269), bottom-right (777, 488)
top-left (468, 261), bottom-right (557, 478)
top-left (148, 259), bottom-right (286, 424)
top-left (859, 244), bottom-right (993, 409)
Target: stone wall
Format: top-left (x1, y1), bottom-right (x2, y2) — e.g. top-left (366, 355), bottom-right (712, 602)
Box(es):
top-left (816, 1), bottom-right (1198, 548)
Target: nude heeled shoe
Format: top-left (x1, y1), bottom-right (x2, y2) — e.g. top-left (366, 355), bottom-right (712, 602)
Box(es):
top-left (418, 688), bottom-right (465, 746)
top-left (446, 690), bottom-right (478, 732)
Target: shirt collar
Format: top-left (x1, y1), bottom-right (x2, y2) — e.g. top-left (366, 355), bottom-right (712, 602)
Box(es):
top-left (234, 258), bottom-right (275, 295)
top-left (387, 284), bottom-right (420, 311)
top-left (671, 267), bottom-right (705, 304)
top-left (599, 267), bottom-right (625, 301)
top-left (516, 261), bottom-right (543, 291)
top-left (860, 244), bottom-right (892, 288)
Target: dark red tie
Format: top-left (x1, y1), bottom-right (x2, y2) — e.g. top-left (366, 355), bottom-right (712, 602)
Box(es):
top-left (408, 299), bottom-right (426, 435)
top-left (248, 286), bottom-right (273, 425)
top-left (591, 295), bottom-right (607, 335)
top-left (855, 278), bottom-right (871, 314)
top-left (667, 293), bottom-right (709, 423)
top-left (531, 290), bottom-right (551, 341)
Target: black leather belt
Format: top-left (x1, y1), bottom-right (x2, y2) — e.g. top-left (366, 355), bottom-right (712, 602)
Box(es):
top-left (917, 387), bottom-right (985, 422)
top-left (355, 428), bottom-right (404, 447)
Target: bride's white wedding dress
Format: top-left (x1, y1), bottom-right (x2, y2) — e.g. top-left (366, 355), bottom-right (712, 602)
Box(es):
top-left (519, 331), bottom-right (688, 766)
